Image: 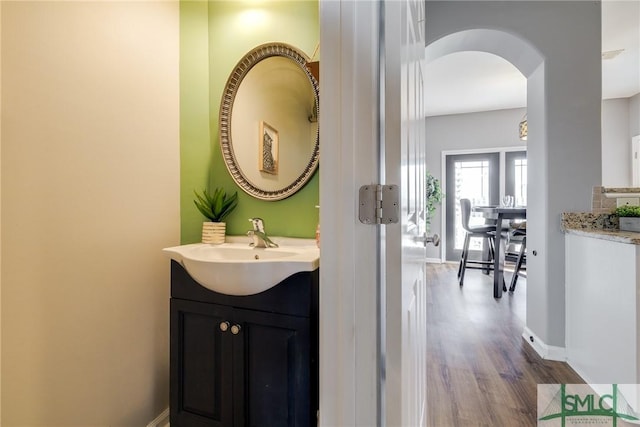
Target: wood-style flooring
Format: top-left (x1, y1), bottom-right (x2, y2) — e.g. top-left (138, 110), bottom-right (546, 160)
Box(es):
top-left (426, 263), bottom-right (583, 426)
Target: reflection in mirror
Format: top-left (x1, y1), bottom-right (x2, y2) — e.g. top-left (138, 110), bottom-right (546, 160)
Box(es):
top-left (220, 43), bottom-right (319, 201)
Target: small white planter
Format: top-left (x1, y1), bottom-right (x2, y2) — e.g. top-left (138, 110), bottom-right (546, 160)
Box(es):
top-left (202, 222), bottom-right (226, 244)
top-left (619, 217), bottom-right (640, 233)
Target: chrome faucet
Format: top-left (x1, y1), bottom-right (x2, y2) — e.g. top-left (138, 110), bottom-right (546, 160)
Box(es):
top-left (247, 218), bottom-right (279, 248)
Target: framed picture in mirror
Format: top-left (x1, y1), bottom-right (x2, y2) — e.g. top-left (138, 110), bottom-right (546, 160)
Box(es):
top-left (259, 121), bottom-right (279, 175)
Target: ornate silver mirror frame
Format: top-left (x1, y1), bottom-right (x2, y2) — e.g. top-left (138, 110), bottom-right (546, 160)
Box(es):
top-left (219, 43), bottom-right (320, 201)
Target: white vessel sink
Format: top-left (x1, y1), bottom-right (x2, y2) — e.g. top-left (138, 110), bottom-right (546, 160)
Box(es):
top-left (163, 239), bottom-right (319, 296)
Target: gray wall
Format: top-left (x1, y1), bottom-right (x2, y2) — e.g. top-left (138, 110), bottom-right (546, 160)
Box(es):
top-left (426, 0), bottom-right (602, 349)
top-left (427, 98), bottom-right (636, 261)
top-left (425, 108), bottom-right (526, 259)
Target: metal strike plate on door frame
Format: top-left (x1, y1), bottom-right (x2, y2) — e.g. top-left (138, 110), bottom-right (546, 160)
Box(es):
top-left (359, 184), bottom-right (399, 224)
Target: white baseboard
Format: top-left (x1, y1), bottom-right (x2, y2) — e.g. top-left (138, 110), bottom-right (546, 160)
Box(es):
top-left (146, 408), bottom-right (169, 427)
top-left (564, 361), bottom-right (593, 385)
top-left (425, 257), bottom-right (443, 264)
top-left (522, 327), bottom-right (566, 361)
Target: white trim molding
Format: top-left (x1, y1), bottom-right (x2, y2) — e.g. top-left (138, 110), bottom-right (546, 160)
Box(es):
top-left (522, 327), bottom-right (566, 362)
top-left (146, 408), bottom-right (169, 427)
top-left (441, 146), bottom-right (527, 156)
top-left (633, 135), bottom-right (640, 187)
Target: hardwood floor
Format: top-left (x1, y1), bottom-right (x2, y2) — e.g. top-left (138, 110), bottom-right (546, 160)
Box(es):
top-left (426, 263), bottom-right (583, 426)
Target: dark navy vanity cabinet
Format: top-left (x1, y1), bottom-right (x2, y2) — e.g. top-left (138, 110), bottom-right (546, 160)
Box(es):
top-left (170, 260), bottom-right (319, 427)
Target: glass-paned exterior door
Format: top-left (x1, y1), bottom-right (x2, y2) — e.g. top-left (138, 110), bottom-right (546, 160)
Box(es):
top-left (506, 151), bottom-right (527, 207)
top-left (445, 153), bottom-right (500, 262)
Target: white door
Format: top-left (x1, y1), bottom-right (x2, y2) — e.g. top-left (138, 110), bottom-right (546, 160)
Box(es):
top-left (318, 0), bottom-right (427, 425)
top-left (382, 0), bottom-right (428, 426)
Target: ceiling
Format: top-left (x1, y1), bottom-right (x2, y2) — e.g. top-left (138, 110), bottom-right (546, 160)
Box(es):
top-left (424, 1), bottom-right (640, 117)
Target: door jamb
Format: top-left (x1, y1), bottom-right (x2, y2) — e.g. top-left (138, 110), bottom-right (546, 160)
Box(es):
top-left (318, 1), bottom-right (380, 425)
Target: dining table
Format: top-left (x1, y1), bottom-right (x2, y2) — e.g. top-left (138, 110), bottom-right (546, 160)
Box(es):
top-left (472, 205), bottom-right (527, 298)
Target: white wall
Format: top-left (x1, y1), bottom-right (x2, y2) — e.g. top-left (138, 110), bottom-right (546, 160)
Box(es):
top-left (602, 98), bottom-right (632, 187)
top-left (631, 93), bottom-right (640, 137)
top-left (1, 2), bottom-right (179, 426)
top-left (565, 234), bottom-right (640, 385)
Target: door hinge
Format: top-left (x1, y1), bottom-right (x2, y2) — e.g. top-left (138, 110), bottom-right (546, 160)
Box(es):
top-left (359, 184), bottom-right (399, 224)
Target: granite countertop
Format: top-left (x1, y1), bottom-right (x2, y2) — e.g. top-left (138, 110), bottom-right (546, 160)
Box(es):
top-left (561, 212), bottom-right (640, 245)
top-left (563, 227), bottom-right (640, 244)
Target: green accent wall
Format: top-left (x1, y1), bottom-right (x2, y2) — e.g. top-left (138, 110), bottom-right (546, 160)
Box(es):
top-left (180, 0), bottom-right (319, 244)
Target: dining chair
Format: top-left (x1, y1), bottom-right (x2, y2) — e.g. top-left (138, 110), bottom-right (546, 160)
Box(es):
top-left (457, 198), bottom-right (497, 286)
top-left (506, 224), bottom-right (527, 292)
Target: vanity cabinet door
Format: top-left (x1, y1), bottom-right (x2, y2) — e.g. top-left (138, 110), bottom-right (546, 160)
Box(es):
top-left (232, 308), bottom-right (312, 427)
top-left (171, 299), bottom-right (234, 427)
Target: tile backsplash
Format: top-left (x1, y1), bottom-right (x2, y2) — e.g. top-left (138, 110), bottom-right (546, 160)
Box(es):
top-left (592, 186), bottom-right (640, 214)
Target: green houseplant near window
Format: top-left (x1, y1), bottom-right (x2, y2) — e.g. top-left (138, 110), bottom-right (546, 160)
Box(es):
top-left (426, 172), bottom-right (444, 232)
top-left (616, 205), bottom-right (640, 233)
top-left (194, 188), bottom-right (238, 244)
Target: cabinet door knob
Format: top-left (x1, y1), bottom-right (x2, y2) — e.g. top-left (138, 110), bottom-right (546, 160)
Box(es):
top-left (230, 324), bottom-right (242, 335)
top-left (219, 321), bottom-right (230, 332)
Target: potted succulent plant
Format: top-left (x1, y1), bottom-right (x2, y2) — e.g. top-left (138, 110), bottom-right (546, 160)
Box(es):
top-left (194, 188), bottom-right (238, 244)
top-left (616, 205), bottom-right (640, 233)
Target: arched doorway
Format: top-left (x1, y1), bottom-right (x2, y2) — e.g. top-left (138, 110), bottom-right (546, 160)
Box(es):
top-left (426, 27), bottom-right (545, 340)
top-left (423, 1), bottom-right (602, 355)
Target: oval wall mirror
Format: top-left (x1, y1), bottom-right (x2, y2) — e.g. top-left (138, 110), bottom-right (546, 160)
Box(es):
top-left (219, 43), bottom-right (319, 201)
